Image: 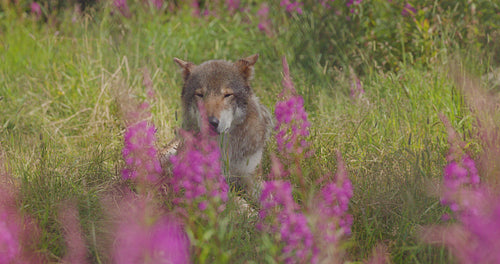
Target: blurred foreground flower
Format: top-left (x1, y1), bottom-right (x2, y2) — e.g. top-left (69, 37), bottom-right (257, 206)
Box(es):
top-left (0, 150), bottom-right (46, 263)
top-left (259, 180), bottom-right (318, 264)
top-left (59, 203), bottom-right (88, 264)
top-left (421, 115), bottom-right (500, 263)
top-left (169, 102), bottom-right (228, 215)
top-left (122, 119), bottom-right (163, 183)
top-left (112, 194), bottom-right (190, 264)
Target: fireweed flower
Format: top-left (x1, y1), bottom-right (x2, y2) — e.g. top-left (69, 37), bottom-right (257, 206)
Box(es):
top-left (226, 0), bottom-right (240, 13)
top-left (421, 115), bottom-right (500, 263)
top-left (190, 0), bottom-right (201, 17)
top-left (112, 195), bottom-right (190, 264)
top-left (0, 156), bottom-right (44, 262)
top-left (275, 57), bottom-right (312, 158)
top-left (0, 158), bottom-right (22, 262)
top-left (122, 119), bottom-right (163, 183)
top-left (401, 3), bottom-right (416, 17)
top-left (113, 0), bottom-right (131, 17)
top-left (259, 180), bottom-right (318, 264)
top-left (30, 2), bottom-right (42, 20)
top-left (60, 203), bottom-right (88, 264)
top-left (150, 0), bottom-right (163, 10)
top-left (169, 103), bottom-right (228, 214)
top-left (422, 154), bottom-right (500, 263)
top-left (454, 191), bottom-right (500, 263)
top-left (280, 0), bottom-right (303, 15)
top-left (346, 0), bottom-right (362, 14)
top-left (439, 115), bottom-right (480, 213)
top-left (346, 0), bottom-right (363, 7)
top-left (0, 212), bottom-right (20, 263)
top-left (257, 3), bottom-right (273, 37)
top-left (349, 68), bottom-right (365, 101)
top-left (314, 151), bottom-right (353, 244)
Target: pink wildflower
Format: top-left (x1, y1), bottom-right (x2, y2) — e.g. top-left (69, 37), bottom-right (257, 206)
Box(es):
top-left (259, 180), bottom-right (318, 264)
top-left (349, 70), bottom-right (365, 100)
top-left (275, 57), bottom-right (312, 158)
top-left (122, 120), bottom-right (163, 183)
top-left (113, 0), bottom-right (131, 18)
top-left (0, 212), bottom-right (20, 263)
top-left (60, 203), bottom-right (89, 264)
top-left (30, 2), bottom-right (41, 19)
top-left (423, 186), bottom-right (500, 264)
top-left (314, 151), bottom-right (353, 243)
top-left (421, 114), bottom-right (500, 263)
top-left (257, 3), bottom-right (273, 37)
top-left (151, 0), bottom-right (163, 10)
top-left (402, 3), bottom-right (416, 17)
top-left (280, 0), bottom-right (303, 15)
top-left (120, 80), bottom-right (162, 184)
top-left (112, 194), bottom-right (190, 264)
top-left (169, 103), bottom-right (228, 214)
top-left (0, 152), bottom-right (45, 262)
top-left (191, 0), bottom-right (200, 17)
top-left (439, 115), bottom-right (480, 214)
top-left (226, 0), bottom-right (240, 13)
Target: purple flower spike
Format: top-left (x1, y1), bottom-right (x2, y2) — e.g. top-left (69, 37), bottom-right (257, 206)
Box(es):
top-left (257, 3), bottom-right (273, 37)
top-left (30, 2), bottom-right (42, 19)
top-left (122, 120), bottom-right (163, 183)
top-left (112, 195), bottom-right (190, 264)
top-left (275, 57), bottom-right (312, 159)
top-left (441, 154), bottom-right (480, 213)
top-left (402, 3), bottom-right (416, 17)
top-left (422, 115), bottom-right (500, 263)
top-left (350, 73), bottom-right (365, 100)
top-left (151, 0), bottom-right (163, 10)
top-left (0, 212), bottom-right (20, 263)
top-left (259, 180), bottom-right (318, 263)
top-left (226, 0), bottom-right (240, 13)
top-left (314, 151), bottom-right (353, 246)
top-left (114, 0), bottom-right (131, 18)
top-left (170, 103), bottom-right (228, 215)
top-left (280, 0), bottom-right (303, 15)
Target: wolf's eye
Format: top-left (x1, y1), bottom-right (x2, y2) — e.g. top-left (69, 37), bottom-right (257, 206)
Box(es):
top-left (224, 93), bottom-right (234, 98)
top-left (195, 93), bottom-right (204, 98)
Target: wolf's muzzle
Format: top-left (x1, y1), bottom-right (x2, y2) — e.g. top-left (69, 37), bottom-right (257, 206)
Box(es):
top-left (208, 116), bottom-right (220, 132)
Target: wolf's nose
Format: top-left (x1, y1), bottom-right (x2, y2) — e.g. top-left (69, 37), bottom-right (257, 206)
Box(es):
top-left (208, 116), bottom-right (219, 129)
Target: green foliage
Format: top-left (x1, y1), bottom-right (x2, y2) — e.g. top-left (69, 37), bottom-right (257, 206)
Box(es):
top-left (0, 1), bottom-right (497, 263)
top-left (272, 0), bottom-right (499, 78)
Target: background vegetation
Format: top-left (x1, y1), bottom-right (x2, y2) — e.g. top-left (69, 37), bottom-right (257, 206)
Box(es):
top-left (0, 0), bottom-right (499, 263)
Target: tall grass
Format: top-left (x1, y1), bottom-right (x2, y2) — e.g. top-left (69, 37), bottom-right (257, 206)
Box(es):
top-left (0, 0), bottom-right (499, 263)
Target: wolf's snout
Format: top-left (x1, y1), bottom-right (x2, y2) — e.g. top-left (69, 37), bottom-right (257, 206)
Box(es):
top-left (208, 116), bottom-right (219, 129)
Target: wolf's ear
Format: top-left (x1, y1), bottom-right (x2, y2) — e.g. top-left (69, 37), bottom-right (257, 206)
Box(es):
top-left (235, 54), bottom-right (259, 81)
top-left (174, 58), bottom-right (195, 81)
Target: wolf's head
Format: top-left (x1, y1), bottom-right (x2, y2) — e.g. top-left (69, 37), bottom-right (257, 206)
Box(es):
top-left (174, 54), bottom-right (258, 134)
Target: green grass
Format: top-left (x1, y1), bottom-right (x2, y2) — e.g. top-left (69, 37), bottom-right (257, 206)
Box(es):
top-left (0, 2), bottom-right (496, 263)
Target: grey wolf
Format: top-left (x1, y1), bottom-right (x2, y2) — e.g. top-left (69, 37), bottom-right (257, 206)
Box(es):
top-left (170, 54), bottom-right (273, 197)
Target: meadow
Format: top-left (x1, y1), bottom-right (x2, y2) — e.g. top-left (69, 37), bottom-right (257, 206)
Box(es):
top-left (0, 0), bottom-right (499, 263)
